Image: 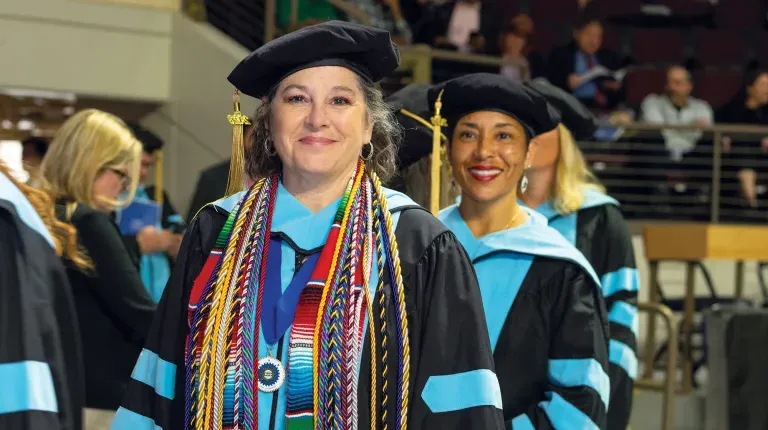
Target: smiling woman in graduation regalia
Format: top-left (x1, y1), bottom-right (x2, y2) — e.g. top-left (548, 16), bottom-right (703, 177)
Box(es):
top-left (521, 78), bottom-right (638, 430)
top-left (427, 73), bottom-right (610, 429)
top-left (111, 21), bottom-right (504, 430)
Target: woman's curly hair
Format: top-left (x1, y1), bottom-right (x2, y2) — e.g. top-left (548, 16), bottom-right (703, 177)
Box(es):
top-left (0, 162), bottom-right (91, 270)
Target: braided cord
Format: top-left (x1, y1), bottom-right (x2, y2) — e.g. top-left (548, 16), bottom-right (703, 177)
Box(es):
top-left (372, 172), bottom-right (410, 430)
top-left (313, 161), bottom-right (365, 427)
top-left (372, 195), bottom-right (389, 430)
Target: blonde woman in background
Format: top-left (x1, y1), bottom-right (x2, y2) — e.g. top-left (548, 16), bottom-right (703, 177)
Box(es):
top-left (41, 109), bottom-right (156, 430)
top-left (522, 79), bottom-right (638, 430)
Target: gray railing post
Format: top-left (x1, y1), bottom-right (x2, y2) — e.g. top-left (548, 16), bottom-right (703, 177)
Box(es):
top-left (711, 131), bottom-right (722, 223)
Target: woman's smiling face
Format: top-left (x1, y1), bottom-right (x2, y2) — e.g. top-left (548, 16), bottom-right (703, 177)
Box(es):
top-left (449, 110), bottom-right (532, 204)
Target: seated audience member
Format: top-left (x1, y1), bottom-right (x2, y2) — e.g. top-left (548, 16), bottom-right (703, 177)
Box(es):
top-left (40, 109), bottom-right (156, 430)
top-left (427, 0), bottom-right (503, 54)
top-left (499, 14), bottom-right (533, 81)
top-left (716, 70), bottom-right (768, 209)
top-left (351, 0), bottom-right (413, 44)
top-left (468, 30), bottom-right (486, 53)
top-left (21, 136), bottom-right (48, 187)
top-left (641, 65), bottom-right (713, 162)
top-left (547, 16), bottom-right (624, 109)
top-left (121, 122), bottom-right (184, 303)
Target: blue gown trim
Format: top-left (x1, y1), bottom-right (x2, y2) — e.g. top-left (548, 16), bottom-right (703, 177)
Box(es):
top-left (602, 267), bottom-right (640, 298)
top-left (608, 302), bottom-right (640, 337)
top-left (111, 407), bottom-right (162, 430)
top-left (0, 361), bottom-right (58, 414)
top-left (510, 413), bottom-right (535, 430)
top-left (548, 358), bottom-right (610, 408)
top-left (539, 391), bottom-right (600, 430)
top-left (421, 369), bottom-right (503, 413)
top-left (439, 205), bottom-right (599, 285)
top-left (609, 339), bottom-right (638, 379)
top-left (130, 349), bottom-right (177, 400)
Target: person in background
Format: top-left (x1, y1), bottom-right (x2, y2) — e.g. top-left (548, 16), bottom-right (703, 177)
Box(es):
top-left (468, 30), bottom-right (486, 53)
top-left (186, 158), bottom-right (230, 221)
top-left (185, 121), bottom-right (252, 221)
top-left (641, 65), bottom-right (714, 162)
top-left (523, 78), bottom-right (638, 430)
top-left (351, 0), bottom-right (413, 44)
top-left (121, 122), bottom-right (184, 302)
top-left (0, 156), bottom-right (85, 430)
top-left (434, 73), bottom-right (610, 429)
top-left (21, 136), bottom-right (48, 187)
top-left (547, 16), bottom-right (624, 109)
top-left (499, 14), bottom-right (534, 81)
top-left (40, 109), bottom-right (156, 430)
top-left (716, 70), bottom-right (768, 209)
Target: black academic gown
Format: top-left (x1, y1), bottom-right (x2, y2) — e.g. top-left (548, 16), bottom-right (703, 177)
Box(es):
top-left (531, 189), bottom-right (638, 430)
top-left (440, 205), bottom-right (610, 430)
top-left (0, 172), bottom-right (84, 430)
top-left (111, 184), bottom-right (505, 430)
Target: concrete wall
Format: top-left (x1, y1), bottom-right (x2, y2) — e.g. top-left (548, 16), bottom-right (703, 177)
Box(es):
top-left (140, 13), bottom-right (259, 216)
top-left (0, 0), bottom-right (172, 100)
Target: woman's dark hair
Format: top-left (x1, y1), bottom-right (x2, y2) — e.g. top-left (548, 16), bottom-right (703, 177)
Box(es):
top-left (246, 76), bottom-right (402, 183)
top-left (22, 137), bottom-right (49, 158)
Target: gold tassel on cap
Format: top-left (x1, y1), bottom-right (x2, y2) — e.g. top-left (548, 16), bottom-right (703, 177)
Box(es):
top-left (429, 89), bottom-right (447, 216)
top-left (153, 149), bottom-right (164, 206)
top-left (226, 89), bottom-right (251, 196)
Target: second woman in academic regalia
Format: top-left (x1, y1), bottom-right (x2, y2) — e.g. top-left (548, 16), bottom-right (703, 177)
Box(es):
top-left (111, 21), bottom-right (504, 430)
top-left (431, 73), bottom-right (611, 429)
top-left (522, 79), bottom-right (638, 430)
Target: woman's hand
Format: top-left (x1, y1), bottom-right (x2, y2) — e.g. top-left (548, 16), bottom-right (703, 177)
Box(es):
top-left (568, 74), bottom-right (584, 90)
top-left (137, 226), bottom-right (176, 255)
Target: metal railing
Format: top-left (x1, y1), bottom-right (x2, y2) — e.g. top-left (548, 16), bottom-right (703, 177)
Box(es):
top-left (581, 122), bottom-right (768, 224)
top-left (635, 302), bottom-right (679, 430)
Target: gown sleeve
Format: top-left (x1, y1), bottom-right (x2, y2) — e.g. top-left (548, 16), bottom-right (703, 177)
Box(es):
top-left (111, 211), bottom-right (218, 429)
top-left (0, 210), bottom-right (82, 430)
top-left (593, 206), bottom-right (639, 430)
top-left (510, 266), bottom-right (610, 430)
top-left (408, 231), bottom-right (506, 429)
top-left (74, 210), bottom-right (156, 343)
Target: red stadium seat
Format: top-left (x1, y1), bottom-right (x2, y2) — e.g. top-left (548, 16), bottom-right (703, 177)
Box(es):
top-left (695, 30), bottom-right (749, 67)
top-left (625, 68), bottom-right (667, 107)
top-left (693, 70), bottom-right (743, 109)
top-left (530, 25), bottom-right (558, 55)
top-left (530, 0), bottom-right (579, 24)
top-left (716, 0), bottom-right (765, 29)
top-left (632, 29), bottom-right (686, 65)
top-left (591, 0), bottom-right (643, 18)
top-left (601, 24), bottom-right (624, 54)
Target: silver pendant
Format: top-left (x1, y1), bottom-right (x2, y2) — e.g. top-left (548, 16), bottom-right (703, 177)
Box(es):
top-left (257, 353), bottom-right (285, 392)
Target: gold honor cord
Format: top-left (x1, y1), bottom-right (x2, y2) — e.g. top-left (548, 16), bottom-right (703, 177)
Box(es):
top-left (429, 89), bottom-right (447, 216)
top-left (226, 90), bottom-right (251, 196)
top-left (153, 149), bottom-right (164, 206)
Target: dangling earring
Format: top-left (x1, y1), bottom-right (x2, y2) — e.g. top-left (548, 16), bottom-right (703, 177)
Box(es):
top-left (520, 165), bottom-right (530, 193)
top-left (361, 142), bottom-right (374, 161)
top-left (264, 139), bottom-right (277, 157)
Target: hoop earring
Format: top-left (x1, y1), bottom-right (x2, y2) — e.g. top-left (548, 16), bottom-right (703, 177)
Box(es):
top-left (520, 164), bottom-right (531, 193)
top-left (361, 142), bottom-right (374, 161)
top-left (264, 139), bottom-right (277, 157)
